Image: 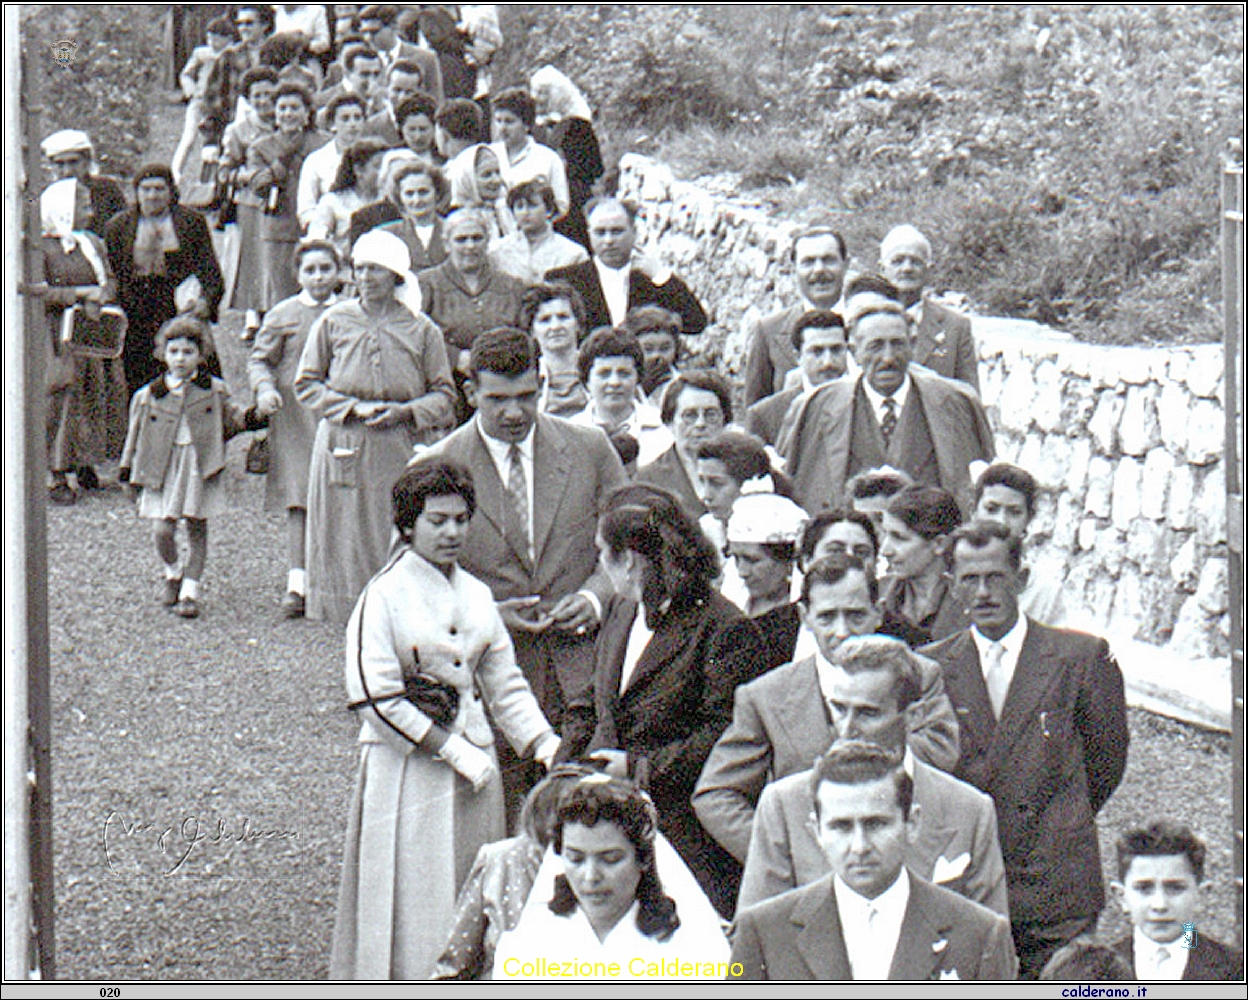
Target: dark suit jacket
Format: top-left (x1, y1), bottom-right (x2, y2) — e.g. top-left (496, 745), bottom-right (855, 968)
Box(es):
top-left (745, 385), bottom-right (803, 447)
top-left (921, 620), bottom-right (1129, 926)
top-left (423, 415), bottom-right (628, 742)
top-left (730, 871), bottom-right (1018, 980)
top-left (914, 296), bottom-right (979, 392)
top-left (634, 445), bottom-right (704, 523)
top-left (742, 303), bottom-right (805, 406)
top-left (738, 758), bottom-right (1009, 915)
top-left (692, 655), bottom-right (960, 865)
top-left (779, 368), bottom-right (995, 516)
top-left (1110, 933), bottom-right (1244, 982)
top-left (587, 590), bottom-right (770, 916)
top-left (544, 259), bottom-right (708, 336)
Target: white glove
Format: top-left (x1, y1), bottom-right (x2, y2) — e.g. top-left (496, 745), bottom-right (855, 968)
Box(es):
top-left (439, 734), bottom-right (496, 792)
top-left (533, 733), bottom-right (561, 770)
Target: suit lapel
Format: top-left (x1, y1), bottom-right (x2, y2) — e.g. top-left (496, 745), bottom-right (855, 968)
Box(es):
top-left (620, 604), bottom-right (697, 698)
top-left (464, 427), bottom-right (531, 570)
top-left (912, 299), bottom-right (941, 368)
top-left (940, 631), bottom-right (998, 766)
top-left (531, 418), bottom-right (571, 566)
top-left (793, 878), bottom-right (851, 980)
top-left (774, 658), bottom-right (832, 772)
top-left (889, 878), bottom-right (951, 981)
top-left (984, 620), bottom-right (1065, 776)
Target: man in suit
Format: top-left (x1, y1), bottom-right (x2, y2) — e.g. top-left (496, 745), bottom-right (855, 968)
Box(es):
top-left (545, 197), bottom-right (708, 335)
top-left (745, 310), bottom-right (847, 447)
top-left (361, 59), bottom-right (439, 147)
top-left (879, 224), bottom-right (979, 392)
top-left (742, 224), bottom-right (847, 406)
top-left (693, 554), bottom-right (960, 868)
top-left (314, 45), bottom-right (385, 124)
top-left (730, 741), bottom-right (1018, 980)
top-left (738, 634), bottom-right (1007, 916)
top-left (921, 520), bottom-right (1129, 979)
top-left (358, 4), bottom-right (443, 102)
top-left (779, 284), bottom-right (995, 515)
top-left (422, 328), bottom-right (628, 811)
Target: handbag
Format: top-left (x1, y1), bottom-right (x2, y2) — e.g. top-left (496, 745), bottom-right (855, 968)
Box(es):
top-left (244, 432), bottom-right (270, 474)
top-left (60, 303), bottom-right (127, 359)
top-left (402, 670), bottom-right (460, 730)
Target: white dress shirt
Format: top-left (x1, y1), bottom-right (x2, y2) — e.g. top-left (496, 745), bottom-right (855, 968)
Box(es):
top-left (490, 137), bottom-right (570, 216)
top-left (1133, 928), bottom-right (1189, 980)
top-left (593, 257), bottom-right (631, 327)
top-left (619, 606), bottom-right (653, 694)
top-left (860, 373), bottom-right (911, 428)
top-left (970, 615), bottom-right (1029, 707)
top-left (297, 140), bottom-right (343, 225)
top-left (834, 867), bottom-right (911, 980)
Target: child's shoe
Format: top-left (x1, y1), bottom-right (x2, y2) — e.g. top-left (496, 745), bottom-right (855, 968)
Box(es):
top-left (281, 591), bottom-right (305, 619)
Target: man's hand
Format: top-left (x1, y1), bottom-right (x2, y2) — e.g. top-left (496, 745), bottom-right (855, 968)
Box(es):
top-left (546, 593), bottom-right (598, 633)
top-left (497, 596), bottom-right (551, 634)
top-left (588, 749), bottom-right (629, 778)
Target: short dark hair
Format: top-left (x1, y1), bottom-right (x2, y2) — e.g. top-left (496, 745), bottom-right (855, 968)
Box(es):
top-left (811, 740), bottom-right (912, 820)
top-left (359, 4), bottom-right (396, 26)
top-left (507, 178), bottom-right (558, 214)
top-left (1039, 941), bottom-right (1134, 982)
top-left (260, 31), bottom-right (309, 70)
top-left (660, 371), bottom-right (733, 426)
top-left (800, 509), bottom-right (879, 567)
top-left (273, 82), bottom-right (314, 116)
top-left (834, 635), bottom-right (922, 711)
top-left (623, 304), bottom-right (682, 339)
top-left (948, 519), bottom-right (1024, 571)
top-left (577, 327), bottom-right (644, 386)
top-left (436, 98), bottom-right (484, 141)
top-left (492, 86), bottom-right (537, 130)
top-left (585, 195), bottom-right (637, 226)
top-left (886, 485), bottom-right (962, 541)
top-left (791, 223), bottom-right (847, 262)
top-left (468, 327), bottom-right (540, 379)
top-left (394, 92), bottom-right (438, 127)
top-left (388, 59), bottom-right (427, 83)
top-left (519, 281), bottom-right (587, 337)
top-left (325, 91), bottom-right (366, 124)
top-left (844, 272), bottom-right (903, 302)
top-left (975, 462), bottom-right (1040, 518)
top-left (550, 777), bottom-right (679, 942)
top-left (598, 484), bottom-right (719, 616)
top-left (695, 430), bottom-right (770, 485)
top-left (847, 467), bottom-right (914, 502)
top-left (800, 552), bottom-right (878, 608)
top-left (132, 163), bottom-right (179, 203)
top-left (206, 16), bottom-right (238, 40)
top-left (790, 309), bottom-right (845, 353)
top-left (388, 159), bottom-right (449, 212)
top-left (154, 315), bottom-right (212, 360)
top-left (235, 4), bottom-right (274, 31)
top-left (329, 138), bottom-right (390, 193)
top-left (290, 238), bottom-right (341, 278)
top-left (392, 459), bottom-right (476, 535)
top-left (1116, 819), bottom-right (1207, 883)
top-left (240, 65), bottom-right (280, 94)
top-left (341, 43), bottom-right (380, 73)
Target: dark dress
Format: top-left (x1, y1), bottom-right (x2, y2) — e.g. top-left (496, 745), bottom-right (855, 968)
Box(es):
top-left (751, 602), bottom-right (803, 672)
top-left (537, 117), bottom-right (603, 250)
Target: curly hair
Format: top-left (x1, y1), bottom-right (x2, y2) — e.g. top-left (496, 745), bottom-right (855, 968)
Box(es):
top-left (549, 776), bottom-right (680, 942)
top-left (519, 281), bottom-right (587, 338)
top-left (392, 459), bottom-right (476, 536)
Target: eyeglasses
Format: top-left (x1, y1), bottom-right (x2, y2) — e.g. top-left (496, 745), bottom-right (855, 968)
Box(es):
top-left (676, 408), bottom-right (724, 428)
top-left (237, 19), bottom-right (259, 26)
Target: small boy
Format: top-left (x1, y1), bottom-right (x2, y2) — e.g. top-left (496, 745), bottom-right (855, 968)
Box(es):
top-left (172, 17), bottom-right (236, 185)
top-left (1111, 819), bottom-right (1243, 981)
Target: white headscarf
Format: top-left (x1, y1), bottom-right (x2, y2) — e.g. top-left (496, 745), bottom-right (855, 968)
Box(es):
top-left (351, 229), bottom-right (422, 316)
top-left (530, 66), bottom-right (593, 125)
top-left (40, 178), bottom-right (108, 285)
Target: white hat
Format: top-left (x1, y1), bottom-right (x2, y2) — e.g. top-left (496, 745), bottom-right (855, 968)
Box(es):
top-left (41, 129), bottom-right (93, 159)
top-left (726, 494), bottom-right (808, 546)
top-left (351, 229), bottom-right (422, 314)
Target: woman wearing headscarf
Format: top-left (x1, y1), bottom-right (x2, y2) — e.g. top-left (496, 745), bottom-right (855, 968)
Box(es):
top-left (295, 229), bottom-right (455, 623)
top-left (39, 129), bottom-right (127, 237)
top-left (104, 164), bottom-right (225, 396)
top-left (34, 177), bottom-right (126, 504)
top-left (446, 144), bottom-right (515, 242)
top-left (530, 66), bottom-right (604, 249)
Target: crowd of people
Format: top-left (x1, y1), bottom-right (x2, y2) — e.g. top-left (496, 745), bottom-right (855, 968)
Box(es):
top-left (28, 4), bottom-right (1241, 984)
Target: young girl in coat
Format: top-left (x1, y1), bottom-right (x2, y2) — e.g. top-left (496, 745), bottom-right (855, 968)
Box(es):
top-left (121, 316), bottom-right (266, 618)
top-left (248, 239), bottom-right (340, 618)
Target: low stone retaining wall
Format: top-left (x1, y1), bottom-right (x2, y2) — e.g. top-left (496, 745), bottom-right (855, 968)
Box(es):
top-left (618, 153), bottom-right (1232, 729)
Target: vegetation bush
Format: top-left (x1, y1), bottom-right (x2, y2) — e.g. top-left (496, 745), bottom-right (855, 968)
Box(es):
top-left (497, 5), bottom-right (1243, 345)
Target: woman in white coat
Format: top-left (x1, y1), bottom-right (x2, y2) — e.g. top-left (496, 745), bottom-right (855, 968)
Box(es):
top-left (330, 459), bottom-right (561, 980)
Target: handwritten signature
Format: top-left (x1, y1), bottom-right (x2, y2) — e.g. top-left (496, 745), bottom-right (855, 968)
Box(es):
top-left (103, 810), bottom-right (298, 877)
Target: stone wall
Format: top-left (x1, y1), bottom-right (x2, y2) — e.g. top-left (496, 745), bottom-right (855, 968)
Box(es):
top-left (618, 153), bottom-right (1233, 727)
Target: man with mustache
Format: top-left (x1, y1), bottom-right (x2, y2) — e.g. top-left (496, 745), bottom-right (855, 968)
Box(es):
top-left (778, 277), bottom-right (994, 516)
top-left (742, 224), bottom-right (847, 406)
top-left (921, 520), bottom-right (1129, 979)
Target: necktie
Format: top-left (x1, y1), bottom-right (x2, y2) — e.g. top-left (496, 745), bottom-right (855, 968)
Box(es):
top-left (1155, 945), bottom-right (1172, 978)
top-left (880, 397), bottom-right (898, 448)
top-left (984, 640), bottom-right (1008, 719)
top-left (505, 444), bottom-right (530, 564)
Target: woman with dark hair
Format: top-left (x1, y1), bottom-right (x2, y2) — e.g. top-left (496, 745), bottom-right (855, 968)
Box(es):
top-left (492, 775), bottom-right (729, 976)
top-left (377, 159), bottom-right (449, 270)
top-left (246, 81), bottom-right (328, 309)
top-left (878, 483), bottom-right (965, 647)
top-left (489, 86), bottom-right (569, 221)
top-left (307, 137), bottom-right (389, 257)
top-left (585, 485), bottom-right (770, 918)
top-left (331, 457), bottom-right (560, 980)
top-left (104, 163), bottom-right (224, 395)
top-left (519, 281), bottom-right (590, 416)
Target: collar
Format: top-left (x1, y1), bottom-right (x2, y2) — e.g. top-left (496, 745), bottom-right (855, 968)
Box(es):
top-left (1133, 926), bottom-right (1188, 977)
top-left (799, 291), bottom-right (844, 314)
top-left (833, 865), bottom-right (910, 924)
top-left (971, 614), bottom-right (1028, 661)
top-left (906, 300), bottom-right (924, 327)
top-left (151, 368), bottom-right (211, 398)
top-left (298, 290), bottom-right (338, 308)
top-left (860, 371), bottom-right (911, 412)
top-left (593, 255), bottom-right (631, 278)
top-left (475, 416), bottom-right (535, 463)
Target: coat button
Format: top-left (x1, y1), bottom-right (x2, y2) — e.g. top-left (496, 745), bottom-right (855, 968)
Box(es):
top-left (454, 659), bottom-right (462, 667)
top-left (449, 626), bottom-right (457, 635)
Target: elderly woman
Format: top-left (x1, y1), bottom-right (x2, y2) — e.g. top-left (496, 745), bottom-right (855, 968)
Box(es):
top-left (377, 159), bottom-right (449, 271)
top-left (493, 775), bottom-right (730, 977)
top-left (295, 229), bottom-right (455, 622)
top-left (39, 128), bottom-right (126, 237)
top-left (584, 484), bottom-right (771, 918)
top-left (104, 164), bottom-right (224, 396)
top-left (418, 207), bottom-right (527, 421)
top-left (519, 281), bottom-right (589, 417)
top-left (330, 458), bottom-right (560, 980)
top-left (34, 177), bottom-right (126, 503)
top-left (246, 82), bottom-right (328, 309)
top-left (447, 144), bottom-right (514, 241)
